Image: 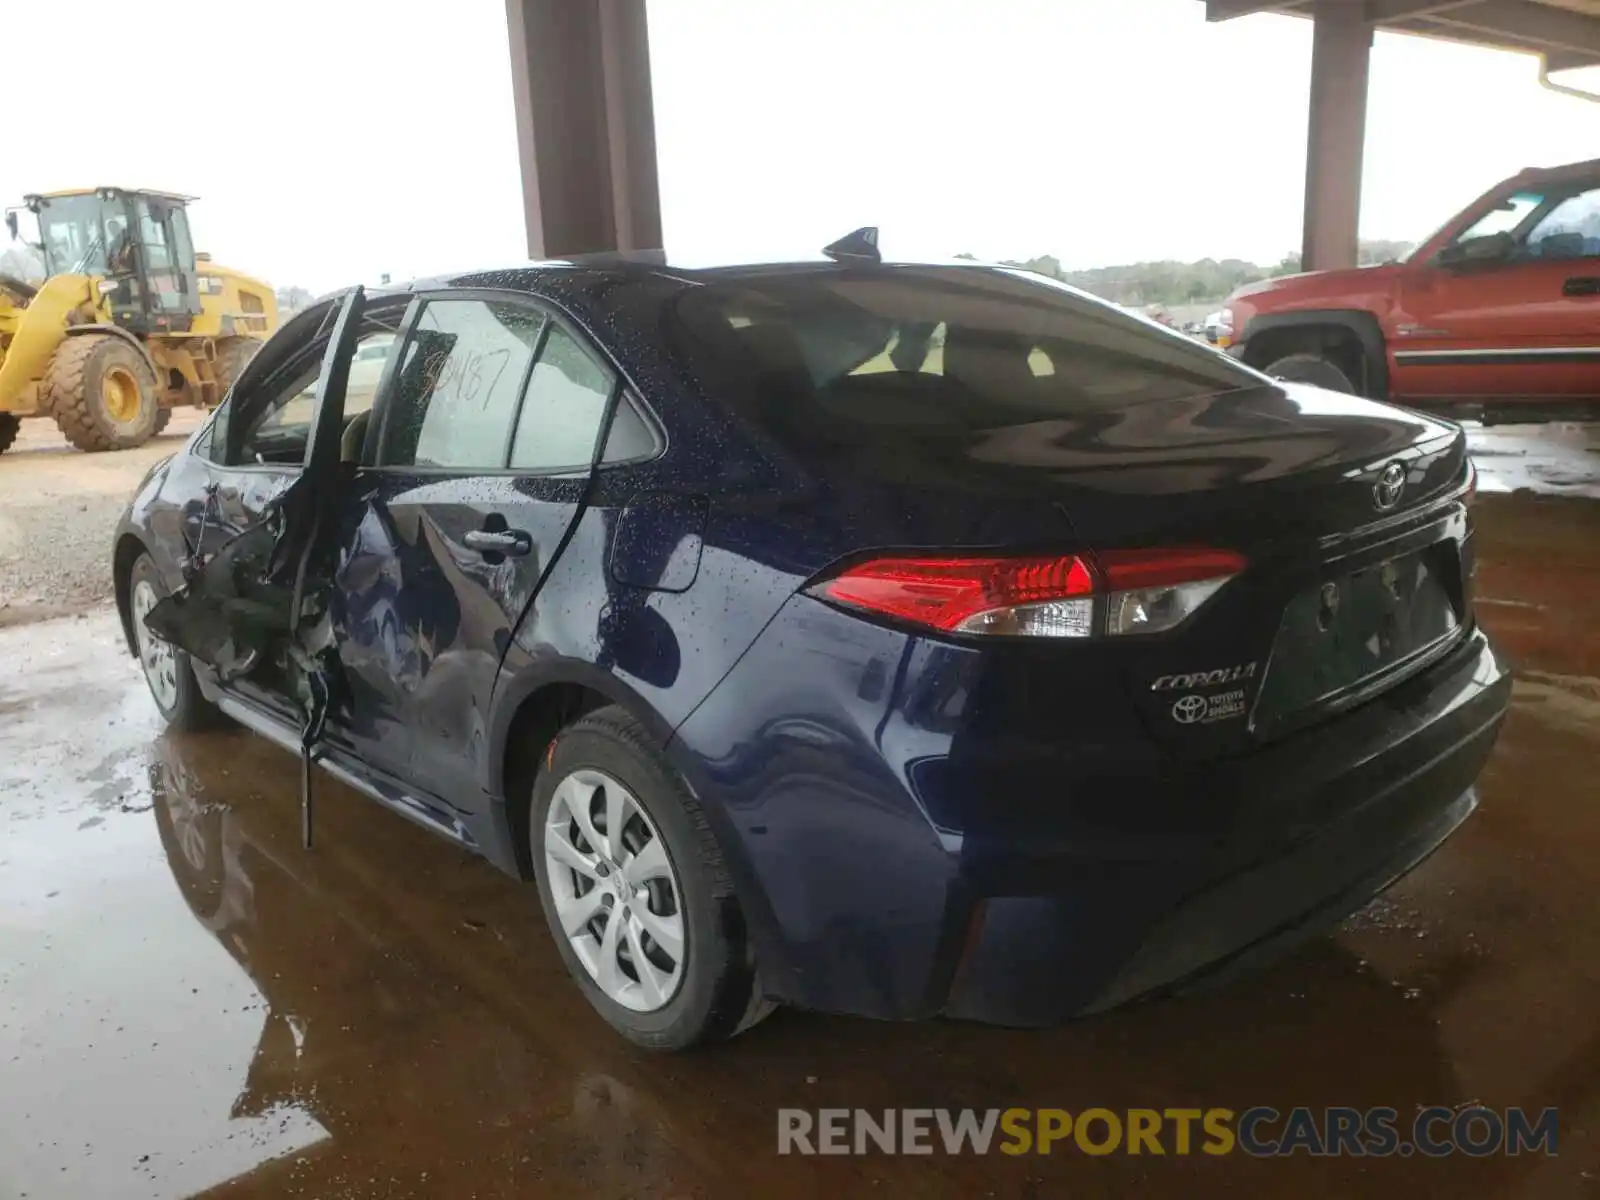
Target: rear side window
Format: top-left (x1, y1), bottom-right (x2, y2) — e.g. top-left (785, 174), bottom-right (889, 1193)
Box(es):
top-left (509, 324), bottom-right (616, 470)
top-left (380, 299), bottom-right (544, 468)
top-left (666, 267), bottom-right (1263, 438)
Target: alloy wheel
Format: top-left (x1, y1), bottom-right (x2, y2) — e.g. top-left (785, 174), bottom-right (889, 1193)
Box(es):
top-left (131, 578), bottom-right (179, 711)
top-left (543, 768), bottom-right (686, 1012)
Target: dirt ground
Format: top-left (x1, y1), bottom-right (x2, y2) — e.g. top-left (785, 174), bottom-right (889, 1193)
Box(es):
top-left (0, 421), bottom-right (1598, 1199)
top-left (0, 408), bottom-right (205, 628)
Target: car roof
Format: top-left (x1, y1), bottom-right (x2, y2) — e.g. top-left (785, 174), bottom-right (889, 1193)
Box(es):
top-left (392, 252), bottom-right (1011, 299)
top-left (299, 257), bottom-right (846, 311)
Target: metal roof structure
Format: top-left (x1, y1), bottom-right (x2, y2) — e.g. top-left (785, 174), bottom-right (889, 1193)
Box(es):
top-left (1206, 0), bottom-right (1600, 74)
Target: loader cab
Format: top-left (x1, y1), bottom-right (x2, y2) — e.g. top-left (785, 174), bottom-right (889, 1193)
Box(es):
top-left (24, 188), bottom-right (203, 334)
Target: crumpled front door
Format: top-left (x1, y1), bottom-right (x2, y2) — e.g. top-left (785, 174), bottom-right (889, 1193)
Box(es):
top-left (147, 286), bottom-right (369, 764)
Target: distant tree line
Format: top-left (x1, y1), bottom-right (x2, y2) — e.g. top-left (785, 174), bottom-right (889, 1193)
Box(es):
top-left (0, 244), bottom-right (44, 282)
top-left (958, 239), bottom-right (1414, 307)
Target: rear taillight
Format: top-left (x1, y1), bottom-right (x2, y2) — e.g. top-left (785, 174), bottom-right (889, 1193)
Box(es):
top-left (809, 548), bottom-right (1245, 638)
top-left (1098, 548), bottom-right (1246, 636)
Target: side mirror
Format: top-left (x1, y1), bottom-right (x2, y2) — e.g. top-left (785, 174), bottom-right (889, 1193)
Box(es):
top-left (1436, 231), bottom-right (1513, 268)
top-left (4, 211), bottom-right (16, 241)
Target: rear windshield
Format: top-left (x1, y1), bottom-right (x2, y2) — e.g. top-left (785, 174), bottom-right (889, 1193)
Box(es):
top-left (667, 266), bottom-right (1264, 437)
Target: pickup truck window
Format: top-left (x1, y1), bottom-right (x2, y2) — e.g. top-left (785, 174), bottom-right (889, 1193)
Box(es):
top-left (1524, 187), bottom-right (1600, 259)
top-left (1453, 191), bottom-right (1544, 245)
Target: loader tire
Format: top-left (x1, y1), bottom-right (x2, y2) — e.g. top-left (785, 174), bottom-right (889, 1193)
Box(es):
top-left (213, 338), bottom-right (260, 401)
top-left (0, 414), bottom-right (19, 456)
top-left (46, 335), bottom-right (160, 452)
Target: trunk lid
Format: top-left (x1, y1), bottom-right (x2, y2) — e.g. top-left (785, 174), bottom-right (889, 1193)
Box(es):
top-left (664, 265), bottom-right (1471, 753)
top-left (1022, 383), bottom-right (1472, 758)
top-left (795, 382), bottom-right (1471, 758)
top-left (965, 381), bottom-right (1466, 549)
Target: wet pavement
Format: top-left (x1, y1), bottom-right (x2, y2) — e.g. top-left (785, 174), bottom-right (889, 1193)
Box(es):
top-left (3, 432), bottom-right (1599, 1199)
top-left (1470, 421), bottom-right (1600, 501)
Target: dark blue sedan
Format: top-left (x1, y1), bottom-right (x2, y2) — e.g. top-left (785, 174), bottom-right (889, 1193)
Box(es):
top-left (113, 246), bottom-right (1510, 1049)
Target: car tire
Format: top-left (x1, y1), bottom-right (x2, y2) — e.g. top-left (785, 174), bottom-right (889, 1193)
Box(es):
top-left (530, 705), bottom-right (770, 1051)
top-left (1264, 352), bottom-right (1356, 394)
top-left (128, 553), bottom-right (228, 731)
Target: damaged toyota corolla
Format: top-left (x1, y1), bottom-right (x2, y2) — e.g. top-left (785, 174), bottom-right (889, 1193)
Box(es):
top-left (112, 237), bottom-right (1511, 1050)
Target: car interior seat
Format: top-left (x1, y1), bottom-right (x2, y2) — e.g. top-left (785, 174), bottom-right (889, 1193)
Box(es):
top-left (341, 410), bottom-right (371, 463)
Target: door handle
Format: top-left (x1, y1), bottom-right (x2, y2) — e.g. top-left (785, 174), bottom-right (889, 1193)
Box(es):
top-left (463, 528), bottom-right (532, 556)
top-left (1562, 276), bottom-right (1600, 296)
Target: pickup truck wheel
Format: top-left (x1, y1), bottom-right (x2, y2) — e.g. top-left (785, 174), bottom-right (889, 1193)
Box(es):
top-left (1264, 352), bottom-right (1355, 394)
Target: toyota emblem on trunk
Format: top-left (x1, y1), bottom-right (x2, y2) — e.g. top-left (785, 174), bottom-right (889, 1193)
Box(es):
top-left (1373, 461), bottom-right (1407, 511)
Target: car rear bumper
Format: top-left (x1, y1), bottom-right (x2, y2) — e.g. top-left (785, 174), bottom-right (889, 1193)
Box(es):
top-left (945, 710), bottom-right (1497, 1025)
top-left (674, 599), bottom-right (1511, 1026)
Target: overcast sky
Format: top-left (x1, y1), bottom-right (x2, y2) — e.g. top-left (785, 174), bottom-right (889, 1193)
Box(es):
top-left (4, 0), bottom-right (1597, 293)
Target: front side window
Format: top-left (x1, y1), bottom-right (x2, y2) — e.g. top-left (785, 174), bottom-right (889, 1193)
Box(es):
top-left (35, 194), bottom-right (113, 276)
top-left (136, 199), bottom-right (172, 269)
top-left (1452, 191), bottom-right (1544, 246)
top-left (220, 326), bottom-right (398, 466)
top-left (168, 206), bottom-right (195, 268)
top-left (346, 333), bottom-right (396, 417)
top-left (380, 299), bottom-right (544, 469)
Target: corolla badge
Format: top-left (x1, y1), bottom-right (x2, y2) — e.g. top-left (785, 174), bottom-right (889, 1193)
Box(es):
top-left (1373, 461), bottom-right (1407, 511)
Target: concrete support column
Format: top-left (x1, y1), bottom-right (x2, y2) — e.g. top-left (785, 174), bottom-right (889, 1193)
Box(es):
top-left (1301, 0), bottom-right (1373, 271)
top-left (504, 0), bottom-right (663, 258)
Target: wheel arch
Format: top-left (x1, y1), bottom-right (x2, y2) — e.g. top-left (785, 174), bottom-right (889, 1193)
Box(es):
top-left (482, 660), bottom-right (786, 1002)
top-left (113, 531), bottom-right (151, 658)
top-left (1238, 309), bottom-right (1390, 400)
top-left (64, 324), bottom-right (160, 380)
top-left (488, 664), bottom-right (675, 879)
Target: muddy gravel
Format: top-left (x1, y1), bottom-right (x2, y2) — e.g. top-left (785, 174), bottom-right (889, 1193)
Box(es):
top-left (0, 409), bottom-right (204, 627)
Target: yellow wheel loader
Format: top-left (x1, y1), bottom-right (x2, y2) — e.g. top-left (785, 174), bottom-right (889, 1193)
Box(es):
top-left (0, 188), bottom-right (277, 454)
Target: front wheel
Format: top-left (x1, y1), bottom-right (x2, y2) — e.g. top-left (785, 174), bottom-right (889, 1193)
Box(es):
top-left (46, 334), bottom-right (161, 451)
top-left (531, 706), bottom-right (768, 1050)
top-left (128, 553), bottom-right (227, 730)
top-left (1263, 351), bottom-right (1356, 394)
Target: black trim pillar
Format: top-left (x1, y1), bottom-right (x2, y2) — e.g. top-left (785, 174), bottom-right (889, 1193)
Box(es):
top-left (504, 0), bottom-right (663, 257)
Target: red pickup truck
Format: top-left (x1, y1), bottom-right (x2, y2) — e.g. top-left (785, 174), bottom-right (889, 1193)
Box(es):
top-left (1222, 157), bottom-right (1600, 423)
